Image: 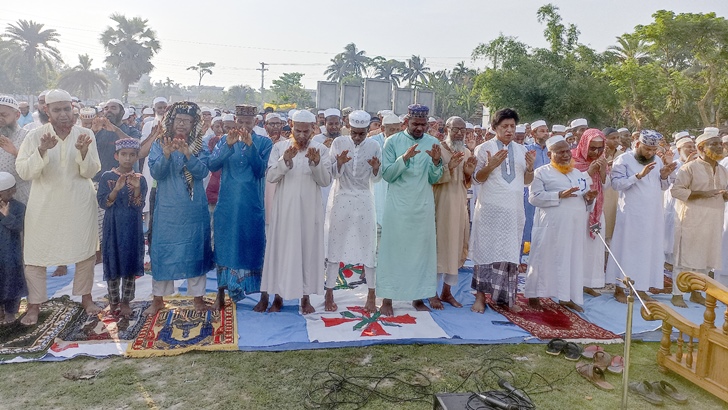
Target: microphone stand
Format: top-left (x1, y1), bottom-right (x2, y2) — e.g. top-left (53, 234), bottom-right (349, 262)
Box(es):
top-left (589, 223), bottom-right (651, 410)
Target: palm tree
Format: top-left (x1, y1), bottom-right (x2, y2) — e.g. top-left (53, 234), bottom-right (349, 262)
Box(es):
top-left (451, 61), bottom-right (476, 86)
top-left (607, 34), bottom-right (650, 64)
top-left (100, 14), bottom-right (161, 103)
top-left (324, 55), bottom-right (348, 83)
top-left (56, 54), bottom-right (110, 100)
top-left (403, 55), bottom-right (431, 90)
top-left (340, 43), bottom-right (370, 78)
top-left (2, 20), bottom-right (62, 93)
top-left (372, 58), bottom-right (407, 88)
top-left (187, 61), bottom-right (215, 87)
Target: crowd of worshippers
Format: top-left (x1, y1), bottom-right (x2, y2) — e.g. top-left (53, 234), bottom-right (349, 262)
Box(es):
top-left (0, 88), bottom-right (727, 326)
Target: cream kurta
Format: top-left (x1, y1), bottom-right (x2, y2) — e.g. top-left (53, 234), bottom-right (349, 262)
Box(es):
top-left (671, 158), bottom-right (728, 271)
top-left (602, 148), bottom-right (624, 240)
top-left (15, 123), bottom-right (101, 266)
top-left (434, 146), bottom-right (471, 275)
top-left (261, 139), bottom-right (332, 299)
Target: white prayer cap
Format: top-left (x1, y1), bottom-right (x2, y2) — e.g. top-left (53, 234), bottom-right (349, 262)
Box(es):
top-left (676, 137), bottom-right (694, 149)
top-left (18, 101), bottom-right (29, 108)
top-left (531, 120), bottom-right (547, 129)
top-left (704, 127), bottom-right (720, 137)
top-left (617, 127), bottom-right (629, 133)
top-left (142, 107), bottom-right (154, 115)
top-left (105, 98), bottom-right (123, 108)
top-left (515, 124), bottom-right (526, 133)
top-left (38, 90), bottom-right (50, 99)
top-left (122, 110), bottom-right (131, 120)
top-left (466, 122), bottom-right (474, 130)
top-left (379, 110), bottom-right (394, 117)
top-left (265, 113), bottom-right (282, 122)
top-left (545, 135), bottom-right (566, 150)
top-left (673, 131), bottom-right (689, 141)
top-left (256, 114), bottom-right (263, 121)
top-left (382, 114), bottom-right (401, 125)
top-left (317, 110), bottom-right (325, 115)
top-left (399, 114), bottom-right (408, 122)
top-left (486, 127), bottom-right (495, 134)
top-left (292, 110), bottom-right (316, 123)
top-left (79, 107), bottom-right (96, 119)
top-left (200, 106), bottom-right (212, 114)
top-left (552, 124), bottom-right (566, 133)
top-left (152, 97), bottom-right (168, 105)
top-left (324, 108), bottom-right (341, 118)
top-left (211, 116), bottom-right (223, 125)
top-left (571, 118), bottom-right (588, 128)
top-left (45, 89), bottom-right (73, 104)
top-left (128, 106), bottom-right (136, 114)
top-left (474, 125), bottom-right (482, 129)
top-left (0, 95), bottom-right (19, 111)
top-left (222, 113), bottom-right (235, 122)
top-left (428, 116), bottom-right (436, 123)
top-left (722, 135), bottom-right (728, 143)
top-left (0, 172), bottom-right (15, 191)
top-left (696, 127), bottom-right (720, 145)
top-left (348, 110), bottom-right (371, 128)
top-left (287, 109), bottom-right (299, 119)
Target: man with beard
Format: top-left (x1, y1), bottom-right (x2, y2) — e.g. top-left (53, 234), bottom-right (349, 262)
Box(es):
top-left (432, 116), bottom-right (477, 309)
top-left (372, 114), bottom-right (401, 235)
top-left (23, 91), bottom-right (49, 131)
top-left (670, 128), bottom-right (728, 306)
top-left (15, 89), bottom-right (102, 324)
top-left (618, 128), bottom-right (631, 152)
top-left (377, 104), bottom-right (443, 316)
top-left (313, 109), bottom-right (342, 212)
top-left (18, 102), bottom-right (33, 128)
top-left (608, 130), bottom-right (677, 303)
top-left (663, 133), bottom-right (693, 276)
top-left (263, 113), bottom-right (285, 226)
top-left (258, 110), bottom-right (331, 314)
top-left (469, 108), bottom-right (536, 313)
top-left (523, 120), bottom-right (549, 256)
top-left (0, 96), bottom-right (30, 204)
top-left (526, 136), bottom-right (597, 312)
top-left (570, 118), bottom-right (588, 146)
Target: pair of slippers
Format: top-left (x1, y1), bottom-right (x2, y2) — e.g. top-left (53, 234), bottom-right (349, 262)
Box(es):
top-left (546, 338), bottom-right (581, 360)
top-left (629, 380), bottom-right (688, 405)
top-left (582, 345), bottom-right (624, 374)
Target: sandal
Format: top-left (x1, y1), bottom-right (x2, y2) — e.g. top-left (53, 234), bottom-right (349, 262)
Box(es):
top-left (546, 338), bottom-right (568, 356)
top-left (629, 381), bottom-right (664, 406)
top-left (607, 355), bottom-right (624, 374)
top-left (563, 342), bottom-right (582, 361)
top-left (593, 351), bottom-right (612, 370)
top-left (582, 344), bottom-right (604, 359)
top-left (651, 380), bottom-right (687, 404)
top-left (577, 362), bottom-right (614, 391)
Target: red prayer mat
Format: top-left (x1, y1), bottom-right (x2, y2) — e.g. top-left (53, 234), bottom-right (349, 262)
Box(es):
top-left (486, 294), bottom-right (622, 342)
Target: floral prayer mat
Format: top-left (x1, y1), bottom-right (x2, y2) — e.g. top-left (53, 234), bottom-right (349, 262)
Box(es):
top-left (0, 296), bottom-right (83, 356)
top-left (334, 263), bottom-right (366, 290)
top-left (486, 294), bottom-right (622, 342)
top-left (126, 295), bottom-right (237, 357)
top-left (58, 301), bottom-right (151, 343)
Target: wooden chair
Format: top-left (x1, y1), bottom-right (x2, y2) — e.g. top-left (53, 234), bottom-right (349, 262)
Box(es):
top-left (641, 271), bottom-right (728, 403)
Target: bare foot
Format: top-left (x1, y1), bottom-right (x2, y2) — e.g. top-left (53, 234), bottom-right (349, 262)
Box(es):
top-left (109, 303), bottom-right (120, 315)
top-left (664, 262), bottom-right (673, 272)
top-left (636, 291), bottom-right (654, 302)
top-left (324, 289), bottom-right (337, 312)
top-left (689, 291), bottom-right (706, 305)
top-left (440, 284), bottom-right (462, 308)
top-left (254, 292), bottom-right (270, 312)
top-left (471, 292), bottom-right (487, 313)
top-left (52, 265), bottom-right (68, 277)
top-left (119, 302), bottom-right (133, 318)
top-left (364, 289), bottom-right (377, 314)
top-left (212, 288), bottom-right (225, 311)
top-left (4, 312), bottom-right (17, 324)
top-left (528, 297), bottom-right (541, 309)
top-left (671, 295), bottom-right (687, 308)
top-left (267, 294), bottom-right (283, 313)
top-left (301, 295), bottom-right (316, 315)
top-left (508, 304), bottom-right (523, 313)
top-left (614, 287), bottom-right (627, 304)
top-left (193, 296), bottom-right (209, 313)
top-left (380, 298), bottom-right (394, 316)
top-left (583, 287), bottom-right (601, 297)
top-left (559, 300), bottom-right (584, 313)
top-left (21, 304), bottom-right (40, 325)
top-left (428, 296), bottom-right (444, 310)
top-left (81, 294), bottom-right (102, 315)
top-left (412, 299), bottom-right (431, 312)
top-left (143, 297), bottom-right (165, 316)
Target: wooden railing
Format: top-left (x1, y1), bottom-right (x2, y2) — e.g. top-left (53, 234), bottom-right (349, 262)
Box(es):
top-left (641, 271), bottom-right (728, 403)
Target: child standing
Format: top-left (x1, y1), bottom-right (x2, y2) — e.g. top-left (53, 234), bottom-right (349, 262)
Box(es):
top-left (0, 172), bottom-right (26, 324)
top-left (97, 138), bottom-right (148, 317)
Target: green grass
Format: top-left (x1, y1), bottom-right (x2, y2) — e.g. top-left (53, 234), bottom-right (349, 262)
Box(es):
top-left (0, 342), bottom-right (724, 409)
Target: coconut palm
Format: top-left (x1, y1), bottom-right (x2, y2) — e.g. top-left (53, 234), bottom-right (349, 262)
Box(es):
top-left (324, 54), bottom-right (348, 83)
top-left (187, 61), bottom-right (215, 87)
top-left (100, 14), bottom-right (161, 102)
top-left (340, 43), bottom-right (370, 78)
top-left (403, 55), bottom-right (431, 89)
top-left (372, 57), bottom-right (407, 88)
top-left (56, 54), bottom-right (110, 100)
top-left (2, 19), bottom-right (62, 93)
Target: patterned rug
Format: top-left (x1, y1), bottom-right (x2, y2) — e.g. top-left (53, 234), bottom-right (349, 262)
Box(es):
top-left (334, 263), bottom-right (366, 290)
top-left (0, 296), bottom-right (83, 356)
top-left (58, 301), bottom-right (151, 343)
top-left (126, 295), bottom-right (237, 357)
top-left (486, 294), bottom-right (622, 342)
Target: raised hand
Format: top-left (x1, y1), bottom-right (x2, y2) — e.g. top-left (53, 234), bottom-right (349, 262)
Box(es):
top-left (149, 123), bottom-right (164, 141)
top-left (102, 118), bottom-right (116, 132)
top-left (176, 138), bottom-right (190, 158)
top-left (127, 173), bottom-right (141, 190)
top-left (226, 128), bottom-right (239, 146)
top-left (637, 162), bottom-right (656, 179)
top-left (113, 174), bottom-right (127, 192)
top-left (584, 189), bottom-right (598, 202)
top-left (403, 144), bottom-right (420, 161)
top-left (486, 149), bottom-right (508, 169)
top-left (465, 133), bottom-right (476, 151)
top-left (448, 151), bottom-right (465, 170)
top-left (463, 156), bottom-right (478, 176)
top-left (559, 186), bottom-right (580, 198)
top-left (75, 133), bottom-right (92, 154)
top-left (426, 144), bottom-right (442, 165)
top-left (39, 133), bottom-right (58, 156)
top-left (91, 117), bottom-right (104, 133)
top-left (336, 150), bottom-right (351, 169)
top-left (0, 199), bottom-right (8, 216)
top-left (525, 150), bottom-right (536, 171)
top-left (0, 135), bottom-right (17, 157)
top-left (238, 127), bottom-right (252, 146)
top-left (367, 156), bottom-right (381, 175)
top-left (305, 147), bottom-right (321, 166)
top-left (161, 137), bottom-right (175, 158)
top-left (660, 161), bottom-right (677, 179)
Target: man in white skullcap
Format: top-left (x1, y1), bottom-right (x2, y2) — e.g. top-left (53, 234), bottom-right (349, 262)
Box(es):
top-left (514, 124), bottom-right (526, 145)
top-left (263, 113), bottom-right (285, 225)
top-left (258, 109), bottom-right (331, 314)
top-left (570, 118), bottom-right (588, 145)
top-left (23, 90), bottom-right (50, 132)
top-left (79, 107), bottom-right (96, 129)
top-left (712, 131), bottom-right (728, 286)
top-left (0, 96), bottom-right (31, 204)
top-left (324, 110), bottom-right (382, 313)
top-left (525, 136), bottom-right (597, 312)
top-left (371, 114), bottom-right (401, 236)
top-left (15, 89), bottom-right (102, 324)
top-left (670, 127), bottom-right (728, 305)
top-left (139, 97), bottom-right (168, 260)
top-left (312, 108), bottom-right (342, 212)
top-left (17, 102), bottom-right (33, 128)
top-left (341, 107), bottom-right (353, 136)
top-left (523, 120), bottom-right (550, 258)
top-left (551, 124), bottom-right (566, 137)
top-left (663, 132), bottom-right (694, 272)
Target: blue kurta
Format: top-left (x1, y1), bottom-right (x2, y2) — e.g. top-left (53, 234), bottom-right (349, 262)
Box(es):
top-left (97, 170), bottom-right (148, 280)
top-left (0, 199), bottom-right (27, 302)
top-left (522, 143), bottom-right (550, 251)
top-left (376, 131), bottom-right (443, 300)
top-left (148, 141), bottom-right (214, 280)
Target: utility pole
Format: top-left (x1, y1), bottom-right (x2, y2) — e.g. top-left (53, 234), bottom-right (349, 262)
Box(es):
top-left (257, 62), bottom-right (268, 110)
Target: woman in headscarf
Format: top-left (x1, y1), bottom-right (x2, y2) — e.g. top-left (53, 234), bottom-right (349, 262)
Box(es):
top-left (143, 101), bottom-right (214, 315)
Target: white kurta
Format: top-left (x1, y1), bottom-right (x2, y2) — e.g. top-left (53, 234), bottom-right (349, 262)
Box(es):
top-left (261, 139), bottom-right (332, 299)
top-left (525, 165), bottom-right (592, 304)
top-left (15, 123), bottom-right (101, 266)
top-left (607, 153), bottom-right (669, 290)
top-left (662, 160), bottom-right (681, 262)
top-left (312, 133), bottom-right (335, 213)
top-left (0, 127), bottom-right (30, 204)
top-left (713, 158), bottom-right (728, 285)
top-left (469, 139), bottom-right (527, 265)
top-left (325, 137), bottom-right (381, 267)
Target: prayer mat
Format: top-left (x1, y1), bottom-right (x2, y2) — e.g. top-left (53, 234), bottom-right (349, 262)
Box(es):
top-left (334, 263), bottom-right (366, 290)
top-left (58, 301), bottom-right (151, 343)
top-left (485, 294), bottom-right (622, 342)
top-left (126, 295), bottom-right (237, 357)
top-left (0, 296), bottom-right (83, 356)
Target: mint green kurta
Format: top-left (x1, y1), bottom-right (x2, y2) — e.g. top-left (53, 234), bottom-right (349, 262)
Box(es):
top-left (376, 131), bottom-right (443, 300)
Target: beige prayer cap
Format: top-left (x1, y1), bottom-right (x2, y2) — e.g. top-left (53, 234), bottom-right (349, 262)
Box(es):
top-left (292, 110), bottom-right (316, 123)
top-left (676, 137), bottom-right (694, 149)
top-left (79, 107), bottom-right (96, 119)
top-left (696, 127), bottom-right (720, 145)
top-left (545, 135), bottom-right (566, 150)
top-left (382, 114), bottom-right (401, 125)
top-left (45, 89), bottom-right (73, 104)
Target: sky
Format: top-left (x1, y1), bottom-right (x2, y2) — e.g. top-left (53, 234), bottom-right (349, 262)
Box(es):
top-left (1, 0), bottom-right (726, 93)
